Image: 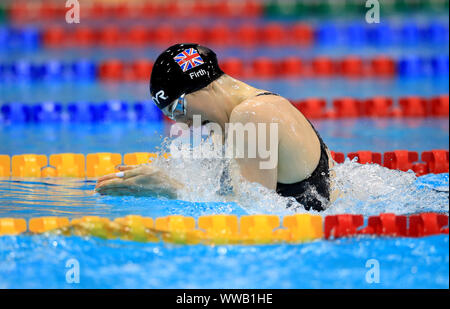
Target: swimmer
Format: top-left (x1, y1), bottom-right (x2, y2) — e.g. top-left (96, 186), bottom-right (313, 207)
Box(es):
top-left (95, 43), bottom-right (340, 211)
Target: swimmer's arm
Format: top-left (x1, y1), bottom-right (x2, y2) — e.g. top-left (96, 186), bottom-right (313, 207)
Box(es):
top-left (228, 101), bottom-right (279, 191)
top-left (236, 155), bottom-right (278, 190)
top-left (95, 164), bottom-right (184, 198)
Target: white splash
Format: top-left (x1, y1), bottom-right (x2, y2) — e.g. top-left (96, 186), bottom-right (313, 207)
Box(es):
top-left (152, 134), bottom-right (449, 217)
top-left (324, 158), bottom-right (449, 216)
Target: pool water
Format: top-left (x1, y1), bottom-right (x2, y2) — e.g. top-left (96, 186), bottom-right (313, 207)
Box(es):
top-left (0, 133), bottom-right (448, 288)
top-left (1, 90), bottom-right (449, 289)
top-left (1, 234), bottom-right (448, 289)
top-left (1, 7), bottom-right (449, 289)
top-left (0, 170), bottom-right (448, 288)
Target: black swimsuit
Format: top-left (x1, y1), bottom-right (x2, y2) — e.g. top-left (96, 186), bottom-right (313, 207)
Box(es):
top-left (256, 92), bottom-right (331, 211)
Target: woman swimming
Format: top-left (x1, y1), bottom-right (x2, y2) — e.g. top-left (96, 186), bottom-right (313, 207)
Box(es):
top-left (95, 43), bottom-right (339, 211)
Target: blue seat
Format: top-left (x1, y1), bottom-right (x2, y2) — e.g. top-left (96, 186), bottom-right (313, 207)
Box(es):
top-left (134, 101), bottom-right (163, 121)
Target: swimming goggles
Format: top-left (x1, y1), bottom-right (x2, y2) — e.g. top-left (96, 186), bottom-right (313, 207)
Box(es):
top-left (162, 93), bottom-right (187, 120)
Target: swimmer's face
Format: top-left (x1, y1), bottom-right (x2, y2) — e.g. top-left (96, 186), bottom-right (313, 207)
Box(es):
top-left (175, 87), bottom-right (229, 128)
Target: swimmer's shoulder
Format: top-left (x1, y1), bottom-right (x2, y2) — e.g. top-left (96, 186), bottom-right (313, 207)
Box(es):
top-left (230, 93), bottom-right (291, 123)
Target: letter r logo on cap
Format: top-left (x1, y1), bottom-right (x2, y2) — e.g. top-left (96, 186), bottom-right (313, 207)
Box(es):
top-left (152, 90), bottom-right (168, 105)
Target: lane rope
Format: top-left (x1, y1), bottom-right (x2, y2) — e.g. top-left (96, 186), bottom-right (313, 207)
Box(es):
top-left (0, 213), bottom-right (448, 244)
top-left (1, 95), bottom-right (448, 123)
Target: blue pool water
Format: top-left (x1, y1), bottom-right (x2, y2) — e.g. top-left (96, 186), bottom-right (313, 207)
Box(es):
top-left (0, 234), bottom-right (448, 289)
top-left (0, 153), bottom-right (448, 289)
top-left (0, 118), bottom-right (448, 156)
top-left (1, 10), bottom-right (449, 289)
top-left (0, 171), bottom-right (448, 288)
top-left (0, 78), bottom-right (448, 289)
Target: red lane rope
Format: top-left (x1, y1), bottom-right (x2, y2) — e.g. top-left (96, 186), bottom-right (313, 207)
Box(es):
top-left (94, 56), bottom-right (401, 79)
top-left (0, 213), bottom-right (448, 240)
top-left (1, 150), bottom-right (448, 178)
top-left (293, 95), bottom-right (449, 118)
top-left (8, 0), bottom-right (264, 21)
top-left (329, 149), bottom-right (449, 176)
top-left (41, 24), bottom-right (314, 47)
top-left (325, 213), bottom-right (449, 239)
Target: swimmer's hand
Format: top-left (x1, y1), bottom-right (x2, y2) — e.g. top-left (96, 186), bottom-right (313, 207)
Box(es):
top-left (94, 164), bottom-right (184, 198)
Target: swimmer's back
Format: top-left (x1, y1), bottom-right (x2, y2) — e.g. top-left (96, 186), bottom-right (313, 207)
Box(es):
top-left (231, 92), bottom-right (324, 184)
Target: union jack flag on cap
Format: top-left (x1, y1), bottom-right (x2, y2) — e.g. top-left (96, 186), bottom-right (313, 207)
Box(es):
top-left (173, 48), bottom-right (205, 72)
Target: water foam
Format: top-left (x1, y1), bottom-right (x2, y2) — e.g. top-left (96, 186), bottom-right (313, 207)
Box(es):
top-left (152, 134), bottom-right (449, 217)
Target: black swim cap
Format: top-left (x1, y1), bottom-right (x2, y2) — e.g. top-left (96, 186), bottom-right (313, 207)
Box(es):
top-left (150, 43), bottom-right (224, 109)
